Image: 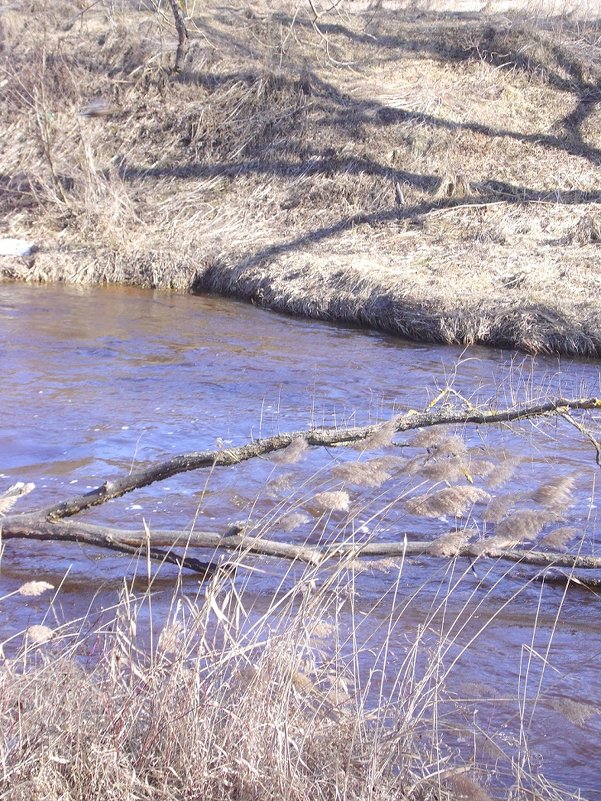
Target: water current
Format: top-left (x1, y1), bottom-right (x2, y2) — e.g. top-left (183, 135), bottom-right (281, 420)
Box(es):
top-left (1, 282), bottom-right (600, 796)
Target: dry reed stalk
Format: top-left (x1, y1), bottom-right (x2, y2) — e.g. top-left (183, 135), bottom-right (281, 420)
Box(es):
top-left (406, 486), bottom-right (490, 519)
top-left (539, 526), bottom-right (578, 551)
top-left (532, 475), bottom-right (576, 512)
top-left (0, 543), bottom-right (580, 801)
top-left (428, 529), bottom-right (471, 557)
top-left (332, 456), bottom-right (405, 488)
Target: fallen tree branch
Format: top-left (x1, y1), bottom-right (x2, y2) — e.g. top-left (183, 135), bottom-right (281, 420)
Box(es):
top-left (2, 517), bottom-right (601, 573)
top-left (41, 396), bottom-right (601, 521)
top-left (0, 515), bottom-right (229, 579)
top-left (2, 395), bottom-right (600, 578)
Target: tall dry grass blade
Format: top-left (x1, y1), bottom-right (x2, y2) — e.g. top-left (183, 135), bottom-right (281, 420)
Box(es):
top-left (406, 486), bottom-right (490, 519)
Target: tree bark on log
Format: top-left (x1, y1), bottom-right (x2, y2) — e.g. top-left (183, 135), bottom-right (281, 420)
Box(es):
top-left (2, 517), bottom-right (601, 572)
top-left (2, 395), bottom-right (601, 581)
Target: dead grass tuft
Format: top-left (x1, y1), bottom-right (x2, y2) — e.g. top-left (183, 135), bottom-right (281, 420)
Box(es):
top-left (539, 525), bottom-right (578, 551)
top-left (483, 491), bottom-right (526, 523)
top-left (564, 214), bottom-right (601, 245)
top-left (357, 419), bottom-right (398, 451)
top-left (532, 474), bottom-right (576, 512)
top-left (406, 485), bottom-right (490, 519)
top-left (270, 437), bottom-right (309, 465)
top-left (489, 509), bottom-right (550, 548)
top-left (279, 510), bottom-right (311, 531)
top-left (487, 458), bottom-right (522, 490)
top-left (308, 490), bottom-right (351, 513)
top-left (420, 456), bottom-right (468, 483)
top-left (428, 529), bottom-right (471, 557)
top-left (332, 455), bottom-right (404, 488)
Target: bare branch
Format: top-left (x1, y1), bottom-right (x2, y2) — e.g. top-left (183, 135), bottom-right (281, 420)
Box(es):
top-left (3, 517), bottom-right (601, 574)
top-left (3, 395), bottom-right (601, 579)
top-left (39, 396), bottom-right (601, 521)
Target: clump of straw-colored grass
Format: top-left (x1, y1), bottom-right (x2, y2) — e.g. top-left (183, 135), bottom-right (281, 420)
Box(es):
top-left (332, 455), bottom-right (404, 488)
top-left (487, 457), bottom-right (522, 489)
top-left (406, 485), bottom-right (490, 519)
top-left (419, 457), bottom-right (468, 484)
top-left (270, 437), bottom-right (309, 465)
top-left (539, 526), bottom-right (578, 552)
top-left (532, 475), bottom-right (576, 513)
top-left (0, 563), bottom-right (467, 801)
top-left (357, 419), bottom-right (398, 451)
top-left (476, 510), bottom-right (550, 551)
top-left (308, 490), bottom-right (351, 513)
top-left (428, 529), bottom-right (471, 557)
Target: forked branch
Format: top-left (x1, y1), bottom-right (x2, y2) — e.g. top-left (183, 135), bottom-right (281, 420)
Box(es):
top-left (1, 395), bottom-right (601, 578)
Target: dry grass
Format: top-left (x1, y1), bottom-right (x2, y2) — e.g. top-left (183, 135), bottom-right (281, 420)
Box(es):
top-left (0, 0), bottom-right (600, 354)
top-left (0, 552), bottom-right (579, 801)
top-left (0, 412), bottom-right (596, 800)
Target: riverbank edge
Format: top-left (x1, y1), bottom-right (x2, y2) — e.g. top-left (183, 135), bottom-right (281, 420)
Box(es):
top-left (2, 250), bottom-right (600, 358)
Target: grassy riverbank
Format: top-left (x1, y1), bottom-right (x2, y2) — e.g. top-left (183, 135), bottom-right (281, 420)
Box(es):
top-left (0, 0), bottom-right (600, 354)
top-left (0, 559), bottom-right (579, 801)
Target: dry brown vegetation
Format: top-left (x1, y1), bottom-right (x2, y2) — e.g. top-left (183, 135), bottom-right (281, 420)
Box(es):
top-left (1, 398), bottom-right (600, 799)
top-left (0, 557), bottom-right (582, 801)
top-left (0, 0), bottom-right (600, 353)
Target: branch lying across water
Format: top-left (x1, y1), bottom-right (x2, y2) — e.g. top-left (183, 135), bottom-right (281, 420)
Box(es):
top-left (2, 395), bottom-right (601, 578)
top-left (41, 395), bottom-right (601, 520)
top-left (3, 518), bottom-right (601, 575)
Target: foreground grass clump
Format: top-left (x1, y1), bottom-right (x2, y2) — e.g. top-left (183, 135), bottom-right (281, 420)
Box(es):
top-left (1, 0), bottom-right (600, 354)
top-left (0, 563), bottom-right (576, 801)
top-left (0, 573), bottom-right (429, 801)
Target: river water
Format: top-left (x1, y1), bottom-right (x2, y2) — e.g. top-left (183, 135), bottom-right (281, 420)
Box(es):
top-left (1, 283), bottom-right (600, 797)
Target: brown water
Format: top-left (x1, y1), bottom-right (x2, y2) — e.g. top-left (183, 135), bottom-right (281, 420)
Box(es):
top-left (1, 283), bottom-right (601, 797)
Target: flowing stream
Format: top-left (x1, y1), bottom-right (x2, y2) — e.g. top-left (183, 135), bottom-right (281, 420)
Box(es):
top-left (1, 282), bottom-right (600, 797)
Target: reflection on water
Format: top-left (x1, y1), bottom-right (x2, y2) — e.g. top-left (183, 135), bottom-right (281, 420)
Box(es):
top-left (1, 283), bottom-right (601, 797)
